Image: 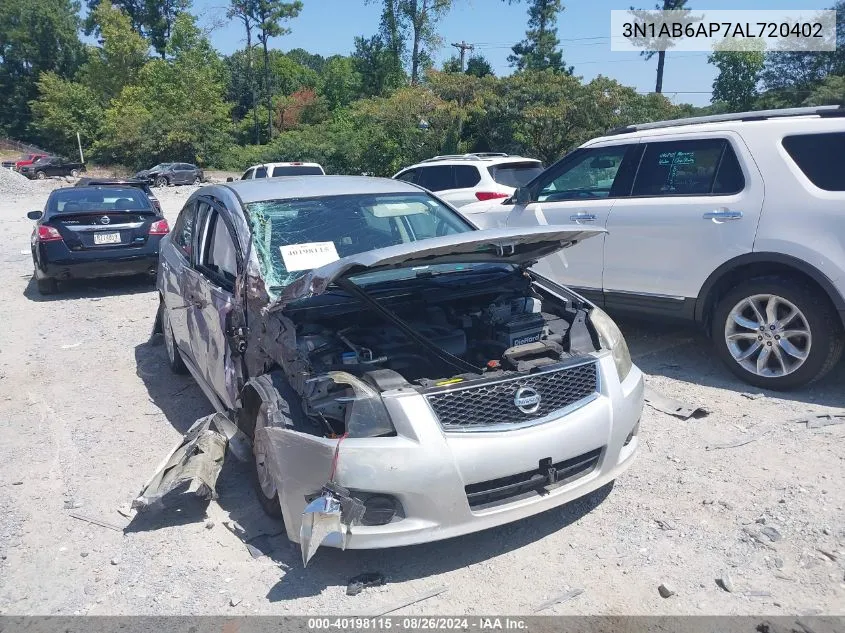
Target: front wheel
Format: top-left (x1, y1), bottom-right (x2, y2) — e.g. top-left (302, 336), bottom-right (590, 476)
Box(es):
top-left (711, 277), bottom-right (844, 390)
top-left (70, 169), bottom-right (79, 178)
top-left (193, 176), bottom-right (201, 185)
top-left (35, 171), bottom-right (46, 180)
top-left (247, 401), bottom-right (284, 518)
top-left (154, 176), bottom-right (169, 188)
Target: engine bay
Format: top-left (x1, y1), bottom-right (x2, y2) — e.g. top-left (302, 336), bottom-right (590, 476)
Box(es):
top-left (289, 271), bottom-right (599, 388)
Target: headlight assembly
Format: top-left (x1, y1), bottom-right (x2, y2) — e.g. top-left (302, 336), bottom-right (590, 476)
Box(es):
top-left (589, 307), bottom-right (633, 381)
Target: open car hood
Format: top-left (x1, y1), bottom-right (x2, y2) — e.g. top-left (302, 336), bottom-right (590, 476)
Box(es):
top-left (268, 225), bottom-right (604, 311)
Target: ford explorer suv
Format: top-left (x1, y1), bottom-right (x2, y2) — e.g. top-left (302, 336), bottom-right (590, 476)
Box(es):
top-left (459, 106), bottom-right (845, 390)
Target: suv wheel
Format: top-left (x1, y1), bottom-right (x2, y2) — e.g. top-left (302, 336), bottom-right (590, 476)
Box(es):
top-left (244, 399), bottom-right (283, 518)
top-left (35, 171), bottom-right (46, 180)
top-left (712, 277), bottom-right (844, 389)
top-left (70, 169), bottom-right (79, 178)
top-left (160, 302), bottom-right (188, 374)
top-left (154, 176), bottom-right (169, 188)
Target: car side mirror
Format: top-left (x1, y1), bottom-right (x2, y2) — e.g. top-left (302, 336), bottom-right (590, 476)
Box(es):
top-left (27, 210), bottom-right (43, 220)
top-left (226, 177), bottom-right (234, 182)
top-left (515, 187), bottom-right (531, 205)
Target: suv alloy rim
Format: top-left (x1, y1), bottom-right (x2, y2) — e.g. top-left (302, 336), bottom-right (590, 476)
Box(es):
top-left (253, 434), bottom-right (277, 500)
top-left (724, 293), bottom-right (812, 377)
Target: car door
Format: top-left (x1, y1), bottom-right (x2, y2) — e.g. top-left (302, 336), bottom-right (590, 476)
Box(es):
top-left (46, 159), bottom-right (61, 176)
top-left (415, 165), bottom-right (457, 202)
top-left (182, 199), bottom-right (244, 410)
top-left (602, 133), bottom-right (762, 313)
top-left (241, 168), bottom-right (255, 180)
top-left (160, 201), bottom-right (198, 359)
top-left (476, 143), bottom-right (640, 302)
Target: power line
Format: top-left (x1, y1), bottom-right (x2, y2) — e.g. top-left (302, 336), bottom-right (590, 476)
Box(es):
top-left (451, 40), bottom-right (475, 71)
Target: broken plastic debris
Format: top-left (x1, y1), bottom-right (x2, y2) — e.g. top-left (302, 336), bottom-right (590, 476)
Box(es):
top-left (643, 385), bottom-right (709, 420)
top-left (347, 572), bottom-right (386, 596)
top-left (300, 489), bottom-right (345, 567)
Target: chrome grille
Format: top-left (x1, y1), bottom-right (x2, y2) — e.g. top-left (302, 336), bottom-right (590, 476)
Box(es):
top-left (425, 361), bottom-right (598, 430)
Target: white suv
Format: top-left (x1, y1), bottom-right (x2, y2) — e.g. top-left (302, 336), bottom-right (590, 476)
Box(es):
top-left (241, 162), bottom-right (325, 179)
top-left (393, 153), bottom-right (544, 207)
top-left (459, 106), bottom-right (845, 390)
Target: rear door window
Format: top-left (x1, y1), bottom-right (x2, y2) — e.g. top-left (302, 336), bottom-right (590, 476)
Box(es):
top-left (171, 203), bottom-right (197, 259)
top-left (255, 166), bottom-right (267, 179)
top-left (782, 132), bottom-right (845, 191)
top-left (489, 162), bottom-right (544, 188)
top-left (632, 139), bottom-right (744, 196)
top-left (416, 165), bottom-right (454, 192)
top-left (453, 165), bottom-right (481, 188)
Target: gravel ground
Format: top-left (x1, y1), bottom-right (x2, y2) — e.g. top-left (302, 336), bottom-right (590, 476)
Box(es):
top-left (0, 181), bottom-right (843, 616)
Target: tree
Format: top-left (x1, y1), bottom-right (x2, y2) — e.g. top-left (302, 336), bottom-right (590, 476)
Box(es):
top-left (285, 47), bottom-right (326, 73)
top-left (228, 0), bottom-right (259, 143)
top-left (397, 0), bottom-right (453, 84)
top-left (30, 73), bottom-right (103, 155)
top-left (79, 0), bottom-right (149, 104)
top-left (143, 0), bottom-right (191, 57)
top-left (805, 74), bottom-right (845, 105)
top-left (508, 0), bottom-right (570, 73)
top-left (320, 56), bottom-right (362, 110)
top-left (84, 0), bottom-right (145, 35)
top-left (0, 0), bottom-right (86, 139)
top-left (96, 13), bottom-right (231, 166)
top-left (465, 54), bottom-right (494, 78)
top-left (629, 0), bottom-right (695, 93)
top-left (709, 41), bottom-right (764, 111)
top-left (352, 35), bottom-right (405, 97)
top-left (251, 0), bottom-right (302, 140)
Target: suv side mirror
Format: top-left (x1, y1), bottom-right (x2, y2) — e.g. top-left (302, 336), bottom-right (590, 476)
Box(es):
top-left (515, 187), bottom-right (531, 205)
top-left (27, 210), bottom-right (43, 220)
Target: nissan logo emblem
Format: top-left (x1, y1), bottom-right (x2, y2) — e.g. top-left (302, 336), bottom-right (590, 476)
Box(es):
top-left (100, 215), bottom-right (110, 225)
top-left (514, 386), bottom-right (541, 414)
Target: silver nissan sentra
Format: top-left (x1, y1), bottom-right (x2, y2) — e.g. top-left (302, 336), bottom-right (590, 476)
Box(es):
top-left (140, 175), bottom-right (644, 565)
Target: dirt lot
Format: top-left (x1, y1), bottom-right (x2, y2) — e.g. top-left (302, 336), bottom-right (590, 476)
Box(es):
top-left (0, 180), bottom-right (843, 616)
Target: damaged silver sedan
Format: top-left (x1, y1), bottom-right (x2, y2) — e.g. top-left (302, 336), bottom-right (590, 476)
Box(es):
top-left (144, 176), bottom-right (644, 565)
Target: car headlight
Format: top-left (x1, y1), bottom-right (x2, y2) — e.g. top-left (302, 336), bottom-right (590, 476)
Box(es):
top-left (589, 307), bottom-right (633, 381)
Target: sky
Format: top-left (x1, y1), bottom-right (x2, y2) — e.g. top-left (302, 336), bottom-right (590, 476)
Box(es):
top-left (189, 0), bottom-right (832, 107)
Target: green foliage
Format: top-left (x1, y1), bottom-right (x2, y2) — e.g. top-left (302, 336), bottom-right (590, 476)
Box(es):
top-left (509, 0), bottom-right (571, 73)
top-left (709, 41), bottom-right (765, 111)
top-left (94, 13), bottom-right (231, 167)
top-left (320, 56), bottom-right (363, 110)
top-left (0, 0), bottom-right (87, 138)
top-left (353, 35), bottom-right (406, 97)
top-left (466, 55), bottom-right (494, 78)
top-left (804, 74), bottom-right (845, 105)
top-left (29, 72), bottom-right (103, 155)
top-left (79, 0), bottom-right (150, 103)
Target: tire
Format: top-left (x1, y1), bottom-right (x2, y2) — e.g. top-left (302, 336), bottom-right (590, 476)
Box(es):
top-left (711, 276), bottom-right (844, 390)
top-left (70, 169), bottom-right (79, 178)
top-left (160, 302), bottom-right (188, 374)
top-left (193, 176), bottom-right (201, 185)
top-left (36, 276), bottom-right (58, 295)
top-left (35, 171), bottom-right (46, 180)
top-left (154, 176), bottom-right (169, 188)
top-left (244, 396), bottom-right (284, 518)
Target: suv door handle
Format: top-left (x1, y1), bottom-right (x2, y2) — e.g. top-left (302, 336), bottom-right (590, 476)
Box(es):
top-left (703, 209), bottom-right (743, 221)
top-left (569, 212), bottom-right (597, 223)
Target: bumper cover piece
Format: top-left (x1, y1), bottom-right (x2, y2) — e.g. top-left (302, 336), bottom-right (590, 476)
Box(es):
top-left (133, 413), bottom-right (249, 512)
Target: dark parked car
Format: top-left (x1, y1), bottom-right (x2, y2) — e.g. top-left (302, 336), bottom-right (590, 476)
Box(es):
top-left (19, 156), bottom-right (86, 180)
top-left (134, 162), bottom-right (203, 187)
top-left (75, 177), bottom-right (163, 214)
top-left (28, 186), bottom-right (170, 294)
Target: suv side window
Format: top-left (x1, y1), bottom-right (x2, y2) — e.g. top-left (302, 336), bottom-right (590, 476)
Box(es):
top-left (171, 203), bottom-right (197, 260)
top-left (537, 145), bottom-right (630, 202)
top-left (453, 165), bottom-right (481, 188)
top-left (395, 169), bottom-right (419, 184)
top-left (782, 132), bottom-right (845, 191)
top-left (255, 166), bottom-right (267, 179)
top-left (416, 165), bottom-right (454, 191)
top-left (633, 139), bottom-right (743, 196)
top-left (241, 168), bottom-right (254, 180)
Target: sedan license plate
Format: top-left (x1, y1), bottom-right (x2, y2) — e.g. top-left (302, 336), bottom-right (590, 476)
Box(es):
top-left (94, 232), bottom-right (121, 245)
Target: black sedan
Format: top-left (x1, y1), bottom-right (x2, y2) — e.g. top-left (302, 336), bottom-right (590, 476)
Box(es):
top-left (28, 186), bottom-right (170, 294)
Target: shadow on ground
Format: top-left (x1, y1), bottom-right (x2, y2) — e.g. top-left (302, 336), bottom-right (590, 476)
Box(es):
top-left (615, 315), bottom-right (845, 409)
top-left (22, 274), bottom-right (157, 302)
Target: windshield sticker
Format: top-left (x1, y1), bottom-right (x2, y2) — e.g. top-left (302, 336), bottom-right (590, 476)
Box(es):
top-left (280, 241), bottom-right (340, 271)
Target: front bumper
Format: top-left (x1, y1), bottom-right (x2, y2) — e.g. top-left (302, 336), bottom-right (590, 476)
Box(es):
top-left (260, 352), bottom-right (644, 550)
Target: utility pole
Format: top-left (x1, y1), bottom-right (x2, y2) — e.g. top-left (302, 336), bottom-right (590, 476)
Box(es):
top-left (451, 40), bottom-right (474, 72)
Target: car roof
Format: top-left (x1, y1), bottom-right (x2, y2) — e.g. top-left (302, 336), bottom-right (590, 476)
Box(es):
top-left (400, 154), bottom-right (541, 170)
top-left (221, 175), bottom-right (421, 203)
top-left (246, 162), bottom-right (323, 169)
top-left (76, 178), bottom-right (149, 186)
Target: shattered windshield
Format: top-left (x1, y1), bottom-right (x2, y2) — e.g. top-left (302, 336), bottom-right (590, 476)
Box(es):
top-left (246, 192), bottom-right (474, 294)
